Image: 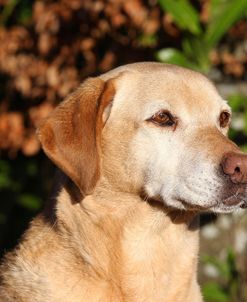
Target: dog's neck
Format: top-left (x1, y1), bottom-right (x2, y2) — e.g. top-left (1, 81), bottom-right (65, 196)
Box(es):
top-left (51, 181), bottom-right (201, 301)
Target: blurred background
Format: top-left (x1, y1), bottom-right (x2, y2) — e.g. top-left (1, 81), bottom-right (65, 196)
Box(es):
top-left (0, 0), bottom-right (247, 301)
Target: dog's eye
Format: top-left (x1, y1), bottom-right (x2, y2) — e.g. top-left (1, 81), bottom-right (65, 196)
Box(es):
top-left (219, 111), bottom-right (231, 128)
top-left (148, 110), bottom-right (176, 127)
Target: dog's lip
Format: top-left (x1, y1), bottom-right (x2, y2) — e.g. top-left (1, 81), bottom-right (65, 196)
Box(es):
top-left (177, 195), bottom-right (247, 211)
top-left (222, 188), bottom-right (247, 208)
top-left (222, 195), bottom-right (243, 206)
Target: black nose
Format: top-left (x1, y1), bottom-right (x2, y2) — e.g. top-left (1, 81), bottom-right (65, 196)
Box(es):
top-left (221, 152), bottom-right (247, 184)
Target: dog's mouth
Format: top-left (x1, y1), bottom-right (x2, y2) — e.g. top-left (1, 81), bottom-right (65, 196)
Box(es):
top-left (220, 196), bottom-right (247, 212)
top-left (176, 183), bottom-right (247, 212)
top-left (222, 194), bottom-right (246, 207)
top-left (220, 183), bottom-right (247, 208)
top-left (212, 197), bottom-right (247, 213)
top-left (177, 194), bottom-right (247, 213)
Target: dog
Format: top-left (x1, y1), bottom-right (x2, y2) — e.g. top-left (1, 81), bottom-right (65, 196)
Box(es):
top-left (1, 62), bottom-right (247, 302)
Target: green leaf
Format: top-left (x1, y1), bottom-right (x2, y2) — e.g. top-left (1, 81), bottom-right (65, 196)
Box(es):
top-left (240, 144), bottom-right (247, 153)
top-left (202, 255), bottom-right (230, 280)
top-left (228, 128), bottom-right (238, 141)
top-left (0, 0), bottom-right (20, 26)
top-left (158, 0), bottom-right (202, 35)
top-left (0, 160), bottom-right (12, 189)
top-left (205, 0), bottom-right (247, 48)
top-left (202, 282), bottom-right (229, 302)
top-left (17, 5), bottom-right (32, 25)
top-left (228, 94), bottom-right (247, 112)
top-left (26, 161), bottom-right (38, 177)
top-left (243, 111), bottom-right (247, 135)
top-left (156, 48), bottom-right (198, 69)
top-left (182, 36), bottom-right (211, 72)
top-left (138, 34), bottom-right (158, 47)
top-left (18, 194), bottom-right (42, 211)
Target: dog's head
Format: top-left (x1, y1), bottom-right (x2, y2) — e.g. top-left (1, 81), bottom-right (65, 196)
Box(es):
top-left (38, 62), bottom-right (247, 213)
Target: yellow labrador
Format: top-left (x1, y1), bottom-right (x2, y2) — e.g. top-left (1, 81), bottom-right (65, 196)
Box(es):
top-left (1, 62), bottom-right (247, 302)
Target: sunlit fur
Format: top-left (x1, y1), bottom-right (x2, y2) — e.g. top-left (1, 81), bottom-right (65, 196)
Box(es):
top-left (101, 63), bottom-right (242, 213)
top-left (0, 62), bottom-right (245, 302)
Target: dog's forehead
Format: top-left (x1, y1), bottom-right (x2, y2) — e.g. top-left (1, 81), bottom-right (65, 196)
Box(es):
top-left (139, 72), bottom-right (224, 116)
top-left (102, 63), bottom-right (228, 121)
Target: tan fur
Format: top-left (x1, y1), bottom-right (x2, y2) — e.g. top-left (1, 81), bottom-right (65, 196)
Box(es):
top-left (0, 62), bottom-right (245, 302)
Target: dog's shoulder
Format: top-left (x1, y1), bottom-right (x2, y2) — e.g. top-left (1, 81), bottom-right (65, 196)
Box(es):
top-left (0, 214), bottom-right (61, 299)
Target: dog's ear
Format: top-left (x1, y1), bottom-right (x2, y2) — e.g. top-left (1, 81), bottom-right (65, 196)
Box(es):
top-left (37, 77), bottom-right (115, 195)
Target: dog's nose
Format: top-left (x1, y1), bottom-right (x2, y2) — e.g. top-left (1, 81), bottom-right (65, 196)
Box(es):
top-left (221, 152), bottom-right (247, 184)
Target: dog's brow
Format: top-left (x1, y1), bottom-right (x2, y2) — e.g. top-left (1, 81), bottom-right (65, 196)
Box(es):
top-left (143, 100), bottom-right (172, 119)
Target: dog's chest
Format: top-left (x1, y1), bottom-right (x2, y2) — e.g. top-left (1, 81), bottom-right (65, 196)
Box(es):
top-left (118, 219), bottom-right (199, 302)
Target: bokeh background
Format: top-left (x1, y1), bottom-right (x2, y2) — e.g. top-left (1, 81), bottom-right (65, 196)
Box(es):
top-left (0, 1), bottom-right (247, 301)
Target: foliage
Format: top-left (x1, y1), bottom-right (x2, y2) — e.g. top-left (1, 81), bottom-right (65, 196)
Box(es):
top-left (202, 249), bottom-right (247, 302)
top-left (0, 0), bottom-right (33, 26)
top-left (0, 0), bottom-right (247, 156)
top-left (0, 1), bottom-right (247, 300)
top-left (0, 0), bottom-right (165, 156)
top-left (200, 90), bottom-right (247, 302)
top-left (228, 94), bottom-right (247, 151)
top-left (0, 153), bottom-right (53, 256)
top-left (157, 0), bottom-right (247, 72)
